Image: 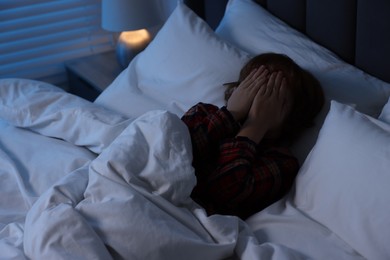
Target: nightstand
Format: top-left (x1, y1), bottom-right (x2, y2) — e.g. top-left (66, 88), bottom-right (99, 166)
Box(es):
top-left (66, 51), bottom-right (123, 101)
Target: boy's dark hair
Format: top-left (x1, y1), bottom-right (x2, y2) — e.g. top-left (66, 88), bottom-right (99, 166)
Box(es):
top-left (225, 53), bottom-right (324, 144)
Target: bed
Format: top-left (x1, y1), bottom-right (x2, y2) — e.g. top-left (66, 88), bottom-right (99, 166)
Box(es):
top-left (1, 0), bottom-right (390, 259)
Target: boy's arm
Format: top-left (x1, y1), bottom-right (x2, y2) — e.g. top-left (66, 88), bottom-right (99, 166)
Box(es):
top-left (181, 102), bottom-right (240, 165)
top-left (207, 137), bottom-right (299, 219)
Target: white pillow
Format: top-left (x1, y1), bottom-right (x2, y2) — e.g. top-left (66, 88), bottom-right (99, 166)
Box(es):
top-left (215, 0), bottom-right (341, 70)
top-left (293, 100), bottom-right (390, 260)
top-left (379, 96), bottom-right (390, 124)
top-left (291, 66), bottom-right (390, 163)
top-left (215, 0), bottom-right (390, 163)
top-left (95, 2), bottom-right (251, 118)
top-left (0, 78), bottom-right (132, 154)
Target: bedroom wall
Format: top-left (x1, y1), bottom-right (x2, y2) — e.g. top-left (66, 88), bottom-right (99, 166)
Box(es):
top-left (158, 0), bottom-right (178, 20)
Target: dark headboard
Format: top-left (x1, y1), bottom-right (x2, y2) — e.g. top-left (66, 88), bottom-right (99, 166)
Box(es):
top-left (184, 0), bottom-right (390, 84)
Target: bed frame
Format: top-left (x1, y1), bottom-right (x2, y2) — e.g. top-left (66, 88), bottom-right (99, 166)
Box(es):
top-left (185, 0), bottom-right (390, 84)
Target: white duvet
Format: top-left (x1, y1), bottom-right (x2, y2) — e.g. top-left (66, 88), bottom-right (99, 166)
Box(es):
top-left (24, 110), bottom-right (234, 259)
top-left (0, 79), bottom-right (307, 259)
top-left (0, 79), bottom-right (367, 259)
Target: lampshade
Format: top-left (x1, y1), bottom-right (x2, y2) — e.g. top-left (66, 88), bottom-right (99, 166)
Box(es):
top-left (102, 0), bottom-right (161, 32)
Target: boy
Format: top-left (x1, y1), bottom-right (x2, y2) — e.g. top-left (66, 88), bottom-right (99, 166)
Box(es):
top-left (182, 53), bottom-right (324, 219)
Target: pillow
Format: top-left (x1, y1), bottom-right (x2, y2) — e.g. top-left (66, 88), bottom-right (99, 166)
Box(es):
top-left (94, 2), bottom-right (251, 118)
top-left (215, 0), bottom-right (342, 70)
top-left (379, 96), bottom-right (390, 124)
top-left (293, 100), bottom-right (390, 260)
top-left (0, 78), bottom-right (132, 154)
top-left (291, 66), bottom-right (390, 163)
top-left (215, 0), bottom-right (390, 163)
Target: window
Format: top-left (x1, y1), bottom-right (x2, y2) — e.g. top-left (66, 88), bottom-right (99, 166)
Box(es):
top-left (0, 0), bottom-right (115, 89)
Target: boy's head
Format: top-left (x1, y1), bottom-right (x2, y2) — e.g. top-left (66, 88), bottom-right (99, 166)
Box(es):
top-left (225, 53), bottom-right (324, 144)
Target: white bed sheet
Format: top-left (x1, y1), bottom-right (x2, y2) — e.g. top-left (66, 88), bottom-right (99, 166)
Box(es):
top-left (246, 196), bottom-right (365, 260)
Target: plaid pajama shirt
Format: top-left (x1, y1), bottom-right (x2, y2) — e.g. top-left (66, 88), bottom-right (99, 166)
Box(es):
top-left (181, 103), bottom-right (299, 219)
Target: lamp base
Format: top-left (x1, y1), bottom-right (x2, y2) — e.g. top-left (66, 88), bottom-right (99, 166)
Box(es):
top-left (116, 30), bottom-right (152, 68)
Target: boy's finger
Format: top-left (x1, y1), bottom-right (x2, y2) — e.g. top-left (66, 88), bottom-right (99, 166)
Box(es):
top-left (265, 72), bottom-right (277, 93)
top-left (274, 71), bottom-right (283, 90)
top-left (238, 68), bottom-right (258, 87)
top-left (245, 65), bottom-right (267, 86)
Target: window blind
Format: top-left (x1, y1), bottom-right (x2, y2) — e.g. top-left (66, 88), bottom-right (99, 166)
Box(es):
top-left (0, 0), bottom-right (115, 89)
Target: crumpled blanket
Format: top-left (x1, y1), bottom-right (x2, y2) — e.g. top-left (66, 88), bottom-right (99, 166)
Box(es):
top-left (23, 110), bottom-right (303, 260)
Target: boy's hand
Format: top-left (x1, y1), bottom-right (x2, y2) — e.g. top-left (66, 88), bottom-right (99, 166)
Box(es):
top-left (226, 66), bottom-right (269, 122)
top-left (238, 71), bottom-right (292, 143)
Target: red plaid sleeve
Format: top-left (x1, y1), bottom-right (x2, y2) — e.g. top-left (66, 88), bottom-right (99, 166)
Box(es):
top-left (181, 102), bottom-right (240, 173)
top-left (206, 137), bottom-right (299, 218)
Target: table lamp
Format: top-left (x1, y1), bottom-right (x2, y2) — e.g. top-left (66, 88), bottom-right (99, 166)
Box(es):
top-left (102, 0), bottom-right (160, 67)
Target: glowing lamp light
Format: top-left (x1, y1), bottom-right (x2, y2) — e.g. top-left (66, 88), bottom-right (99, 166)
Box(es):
top-left (116, 29), bottom-right (152, 67)
top-left (102, 0), bottom-right (160, 67)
